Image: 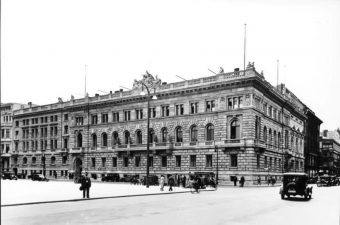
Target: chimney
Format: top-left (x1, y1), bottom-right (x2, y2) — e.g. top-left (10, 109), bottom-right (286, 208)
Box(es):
top-left (234, 68), bottom-right (240, 72)
top-left (28, 102), bottom-right (32, 108)
top-left (120, 89), bottom-right (123, 92)
top-left (95, 93), bottom-right (99, 97)
top-left (109, 91), bottom-right (112, 94)
top-left (323, 130), bottom-right (328, 137)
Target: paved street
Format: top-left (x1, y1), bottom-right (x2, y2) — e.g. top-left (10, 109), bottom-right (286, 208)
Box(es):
top-left (1, 180), bottom-right (339, 225)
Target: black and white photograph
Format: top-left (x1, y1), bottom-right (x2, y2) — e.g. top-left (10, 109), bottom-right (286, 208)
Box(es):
top-left (1, 0), bottom-right (340, 224)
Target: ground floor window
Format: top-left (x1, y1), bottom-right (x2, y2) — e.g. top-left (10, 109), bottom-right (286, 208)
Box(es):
top-left (112, 157), bottom-right (117, 167)
top-left (175, 155), bottom-right (181, 167)
top-left (148, 156), bottom-right (153, 167)
top-left (190, 155), bottom-right (196, 167)
top-left (123, 157), bottom-right (129, 167)
top-left (206, 155), bottom-right (212, 167)
top-left (161, 156), bottom-right (167, 167)
top-left (230, 154), bottom-right (238, 167)
top-left (135, 156), bottom-right (140, 167)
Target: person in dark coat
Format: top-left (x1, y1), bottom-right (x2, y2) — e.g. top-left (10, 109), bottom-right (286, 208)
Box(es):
top-left (233, 176), bottom-right (238, 186)
top-left (182, 175), bottom-right (187, 188)
top-left (80, 172), bottom-right (91, 198)
top-left (168, 175), bottom-right (175, 191)
top-left (240, 176), bottom-right (245, 187)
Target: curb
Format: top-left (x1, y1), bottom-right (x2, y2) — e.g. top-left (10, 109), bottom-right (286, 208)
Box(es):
top-left (1, 189), bottom-right (216, 208)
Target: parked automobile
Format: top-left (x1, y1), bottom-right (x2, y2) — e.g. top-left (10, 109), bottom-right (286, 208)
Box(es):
top-left (279, 173), bottom-right (312, 200)
top-left (120, 175), bottom-right (135, 182)
top-left (1, 172), bottom-right (17, 180)
top-left (101, 173), bottom-right (120, 182)
top-left (317, 174), bottom-right (337, 187)
top-left (31, 173), bottom-right (49, 181)
top-left (142, 175), bottom-right (159, 186)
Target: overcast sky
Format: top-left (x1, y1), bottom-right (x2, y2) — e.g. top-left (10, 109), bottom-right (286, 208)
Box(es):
top-left (1, 0), bottom-right (340, 130)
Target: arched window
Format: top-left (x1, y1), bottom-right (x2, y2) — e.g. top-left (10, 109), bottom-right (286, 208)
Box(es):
top-left (263, 126), bottom-right (267, 143)
top-left (161, 128), bottom-right (168, 143)
top-left (23, 157), bottom-right (27, 165)
top-left (32, 157), bottom-right (36, 165)
top-left (269, 129), bottom-right (272, 145)
top-left (51, 156), bottom-right (56, 165)
top-left (206, 124), bottom-right (214, 141)
top-left (92, 134), bottom-right (97, 147)
top-left (62, 156), bottom-right (67, 164)
top-left (136, 130), bottom-right (142, 144)
top-left (149, 129), bottom-right (155, 143)
top-left (230, 120), bottom-right (240, 139)
top-left (124, 131), bottom-right (130, 144)
top-left (176, 127), bottom-right (183, 142)
top-left (77, 133), bottom-right (82, 148)
top-left (102, 133), bottom-right (108, 147)
top-left (112, 132), bottom-right (119, 145)
top-left (273, 130), bottom-right (277, 146)
top-left (190, 125), bottom-right (198, 142)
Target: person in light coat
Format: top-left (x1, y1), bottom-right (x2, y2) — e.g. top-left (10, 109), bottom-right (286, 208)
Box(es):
top-left (160, 175), bottom-right (165, 191)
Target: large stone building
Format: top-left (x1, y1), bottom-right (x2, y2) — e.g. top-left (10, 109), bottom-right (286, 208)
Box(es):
top-left (11, 63), bottom-right (309, 185)
top-left (1, 103), bottom-right (28, 174)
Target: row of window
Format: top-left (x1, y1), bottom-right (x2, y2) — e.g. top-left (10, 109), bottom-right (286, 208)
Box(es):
top-left (19, 115), bottom-right (59, 126)
top-left (79, 122), bottom-right (240, 148)
top-left (19, 155), bottom-right (68, 165)
top-left (2, 115), bottom-right (12, 123)
top-left (21, 127), bottom-right (59, 139)
top-left (1, 129), bottom-right (10, 139)
top-left (20, 139), bottom-right (58, 151)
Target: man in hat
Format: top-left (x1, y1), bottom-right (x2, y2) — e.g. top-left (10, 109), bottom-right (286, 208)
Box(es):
top-left (80, 172), bottom-right (91, 198)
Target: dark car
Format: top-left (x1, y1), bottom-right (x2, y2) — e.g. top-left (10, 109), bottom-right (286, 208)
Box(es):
top-left (120, 175), bottom-right (135, 182)
top-left (31, 173), bottom-right (49, 181)
top-left (101, 173), bottom-right (120, 182)
top-left (142, 175), bottom-right (159, 186)
top-left (317, 174), bottom-right (336, 187)
top-left (279, 173), bottom-right (312, 200)
top-left (2, 172), bottom-right (17, 180)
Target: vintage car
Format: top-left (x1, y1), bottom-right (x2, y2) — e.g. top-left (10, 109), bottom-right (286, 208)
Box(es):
top-left (317, 174), bottom-right (337, 187)
top-left (279, 173), bottom-right (312, 200)
top-left (101, 173), bottom-right (120, 182)
top-left (31, 173), bottom-right (49, 181)
top-left (1, 171), bottom-right (17, 180)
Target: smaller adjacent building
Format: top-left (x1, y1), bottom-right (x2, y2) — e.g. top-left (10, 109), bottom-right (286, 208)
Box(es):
top-left (319, 130), bottom-right (340, 176)
top-left (1, 103), bottom-right (29, 174)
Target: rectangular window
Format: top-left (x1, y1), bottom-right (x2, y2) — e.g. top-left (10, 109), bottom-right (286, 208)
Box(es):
top-left (161, 106), bottom-right (170, 117)
top-left (64, 114), bottom-right (68, 121)
top-left (54, 115), bottom-right (58, 121)
top-left (135, 156), bottom-right (141, 167)
top-left (233, 97), bottom-right (238, 109)
top-left (112, 157), bottom-right (117, 167)
top-left (5, 129), bottom-right (10, 138)
top-left (124, 111), bottom-right (131, 121)
top-left (15, 121), bottom-right (19, 127)
top-left (175, 155), bottom-right (181, 167)
top-left (230, 154), bottom-right (238, 167)
top-left (64, 125), bottom-right (68, 134)
top-left (161, 156), bottom-right (167, 167)
top-left (206, 155), bottom-right (212, 167)
top-left (268, 106), bottom-right (272, 117)
top-left (54, 127), bottom-right (58, 136)
top-left (206, 100), bottom-right (215, 112)
top-left (102, 113), bottom-right (108, 123)
top-left (190, 102), bottom-right (198, 114)
top-left (263, 103), bottom-right (267, 115)
top-left (102, 158), bottom-right (106, 167)
top-left (264, 156), bottom-right (268, 167)
top-left (91, 158), bottom-right (96, 168)
top-left (190, 155), bottom-right (196, 167)
top-left (112, 112), bottom-right (119, 122)
top-left (76, 117), bottom-right (84, 126)
top-left (54, 140), bottom-right (57, 149)
top-left (269, 157), bottom-right (272, 168)
top-left (257, 154), bottom-right (260, 168)
top-left (149, 108), bottom-right (156, 118)
top-left (123, 157), bottom-right (129, 167)
top-left (136, 109), bottom-right (143, 120)
top-left (278, 111), bottom-right (282, 122)
top-left (175, 104), bottom-right (184, 115)
top-left (91, 115), bottom-right (98, 124)
top-left (63, 138), bottom-right (68, 149)
top-left (50, 116), bottom-right (54, 122)
top-left (148, 156), bottom-right (153, 167)
top-left (238, 96), bottom-right (243, 108)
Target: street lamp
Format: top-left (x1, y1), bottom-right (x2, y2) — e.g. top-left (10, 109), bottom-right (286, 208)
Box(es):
top-left (133, 71), bottom-right (162, 188)
top-left (42, 153), bottom-right (46, 176)
top-left (214, 145), bottom-right (219, 185)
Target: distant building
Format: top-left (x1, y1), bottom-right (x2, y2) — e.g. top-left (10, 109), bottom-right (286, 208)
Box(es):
top-left (320, 130), bottom-right (340, 175)
top-left (12, 64), bottom-right (311, 184)
top-left (1, 103), bottom-right (29, 174)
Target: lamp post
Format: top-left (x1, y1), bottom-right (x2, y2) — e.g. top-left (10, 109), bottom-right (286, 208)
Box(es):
top-left (214, 145), bottom-right (219, 185)
top-left (133, 71), bottom-right (161, 188)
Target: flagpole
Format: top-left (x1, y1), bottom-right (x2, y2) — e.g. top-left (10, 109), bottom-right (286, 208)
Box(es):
top-left (243, 24), bottom-right (247, 72)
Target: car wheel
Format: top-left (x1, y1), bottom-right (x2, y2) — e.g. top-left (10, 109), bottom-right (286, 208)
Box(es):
top-left (304, 194), bottom-right (308, 200)
top-left (281, 193), bottom-right (285, 199)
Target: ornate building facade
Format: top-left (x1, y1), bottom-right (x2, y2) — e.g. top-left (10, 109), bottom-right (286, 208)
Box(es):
top-left (11, 64), bottom-right (308, 185)
top-left (320, 130), bottom-right (340, 175)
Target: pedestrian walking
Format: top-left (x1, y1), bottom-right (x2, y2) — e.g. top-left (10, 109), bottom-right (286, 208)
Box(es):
top-left (240, 176), bottom-right (245, 187)
top-left (257, 176), bottom-right (261, 185)
top-left (168, 175), bottom-right (175, 191)
top-left (80, 172), bottom-right (91, 198)
top-left (267, 176), bottom-right (271, 186)
top-left (271, 177), bottom-right (276, 186)
top-left (160, 175), bottom-right (165, 191)
top-left (54, 171), bottom-right (57, 179)
top-left (233, 176), bottom-right (238, 186)
top-left (182, 175), bottom-right (187, 188)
